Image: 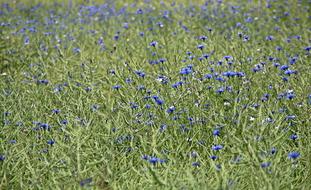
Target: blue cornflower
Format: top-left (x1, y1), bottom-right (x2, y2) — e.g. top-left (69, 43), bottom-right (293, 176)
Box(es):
top-left (159, 124), bottom-right (167, 132)
top-left (145, 104), bottom-right (151, 109)
top-left (141, 155), bottom-right (149, 160)
top-left (153, 96), bottom-right (164, 105)
top-left (40, 123), bottom-right (51, 130)
top-left (136, 8), bottom-right (143, 14)
top-left (80, 178), bottom-right (92, 187)
top-left (216, 87), bottom-right (225, 94)
top-left (288, 152), bottom-right (300, 159)
top-left (271, 147), bottom-right (277, 155)
top-left (135, 70), bottom-right (145, 78)
top-left (113, 85), bottom-right (121, 90)
top-left (180, 66), bottom-right (193, 75)
top-left (0, 155), bottom-right (5, 161)
top-left (61, 120), bottom-right (68, 125)
top-left (192, 162), bottom-right (200, 167)
top-left (223, 55), bottom-right (232, 60)
top-left (47, 139), bottom-right (55, 145)
top-left (149, 157), bottom-right (159, 165)
top-left (190, 151), bottom-right (198, 158)
top-left (215, 76), bottom-right (226, 82)
top-left (172, 81), bottom-right (183, 88)
top-left (149, 41), bottom-right (158, 47)
top-left (245, 17), bottom-right (253, 23)
top-left (38, 79), bottom-right (49, 85)
top-left (304, 46), bottom-right (311, 51)
top-left (213, 129), bottom-right (220, 136)
top-left (236, 72), bottom-right (245, 77)
top-left (266, 35), bottom-right (274, 41)
top-left (9, 140), bottom-right (17, 144)
top-left (197, 44), bottom-right (204, 50)
top-left (260, 162), bottom-right (271, 168)
top-left (85, 87), bottom-right (92, 92)
top-left (125, 78), bottom-right (132, 83)
top-left (280, 65), bottom-right (289, 71)
top-left (212, 145), bottom-right (223, 151)
top-left (204, 74), bottom-right (213, 79)
top-left (123, 22), bottom-right (129, 29)
top-left (159, 58), bottom-right (166, 63)
top-left (284, 70), bottom-right (297, 75)
top-left (276, 46), bottom-right (282, 51)
top-left (166, 106), bottom-right (176, 114)
top-left (73, 47), bottom-right (81, 54)
top-left (286, 92), bottom-right (295, 100)
top-left (52, 109), bottom-right (60, 114)
top-left (24, 36), bottom-right (30, 45)
top-left (130, 102), bottom-right (139, 109)
top-left (210, 155), bottom-right (218, 160)
top-left (199, 35), bottom-right (207, 41)
top-left (290, 134), bottom-right (298, 140)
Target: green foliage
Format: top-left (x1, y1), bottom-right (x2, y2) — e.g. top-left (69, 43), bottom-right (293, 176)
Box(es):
top-left (0, 1), bottom-right (310, 189)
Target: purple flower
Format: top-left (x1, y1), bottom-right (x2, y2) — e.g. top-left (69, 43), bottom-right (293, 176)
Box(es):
top-left (149, 41), bottom-right (158, 47)
top-left (192, 162), bottom-right (200, 167)
top-left (47, 139), bottom-right (55, 145)
top-left (260, 162), bottom-right (271, 168)
top-left (212, 145), bottom-right (223, 151)
top-left (80, 178), bottom-right (92, 187)
top-left (197, 44), bottom-right (204, 50)
top-left (0, 155), bottom-right (5, 161)
top-left (213, 129), bottom-right (220, 136)
top-left (288, 152), bottom-right (300, 159)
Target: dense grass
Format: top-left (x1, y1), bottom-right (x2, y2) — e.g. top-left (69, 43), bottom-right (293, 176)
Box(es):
top-left (1, 0), bottom-right (311, 189)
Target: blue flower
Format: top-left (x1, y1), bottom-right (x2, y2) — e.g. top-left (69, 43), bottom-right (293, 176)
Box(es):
top-left (209, 155), bottom-right (218, 160)
top-left (136, 8), bottom-right (143, 14)
top-left (113, 85), bottom-right (122, 90)
top-left (9, 140), bottom-right (17, 144)
top-left (212, 145), bottom-right (223, 151)
top-left (172, 81), bottom-right (183, 88)
top-left (180, 66), bottom-right (193, 75)
top-left (153, 96), bottom-right (164, 105)
top-left (149, 41), bottom-right (158, 47)
top-left (216, 87), bottom-right (225, 94)
top-left (61, 120), bottom-right (68, 125)
top-left (24, 36), bottom-right (30, 45)
top-left (213, 129), bottom-right (220, 136)
top-left (266, 35), bottom-right (274, 41)
top-left (290, 134), bottom-right (298, 140)
top-left (135, 70), bottom-right (145, 78)
top-left (197, 44), bottom-right (204, 50)
top-left (223, 55), bottom-right (232, 60)
top-left (199, 35), bottom-right (207, 41)
top-left (159, 124), bottom-right (167, 132)
top-left (166, 106), bottom-right (176, 114)
top-left (80, 178), bottom-right (92, 187)
top-left (288, 152), bottom-right (300, 159)
top-left (280, 65), bottom-right (289, 71)
top-left (47, 139), bottom-right (55, 145)
top-left (130, 102), bottom-right (139, 109)
top-left (52, 109), bottom-right (60, 114)
top-left (73, 47), bottom-right (81, 54)
top-left (284, 70), bottom-right (297, 75)
top-left (260, 162), bottom-right (271, 168)
top-left (192, 162), bottom-right (200, 167)
top-left (0, 155), bottom-right (5, 161)
top-left (204, 74), bottom-right (213, 79)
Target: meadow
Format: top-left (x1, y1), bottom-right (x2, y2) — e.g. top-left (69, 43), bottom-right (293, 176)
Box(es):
top-left (0, 0), bottom-right (311, 189)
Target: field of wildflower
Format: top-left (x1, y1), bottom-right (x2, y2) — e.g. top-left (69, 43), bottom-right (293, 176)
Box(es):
top-left (1, 0), bottom-right (311, 189)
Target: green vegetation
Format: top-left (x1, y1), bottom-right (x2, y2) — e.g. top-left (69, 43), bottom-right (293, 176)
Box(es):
top-left (1, 1), bottom-right (311, 189)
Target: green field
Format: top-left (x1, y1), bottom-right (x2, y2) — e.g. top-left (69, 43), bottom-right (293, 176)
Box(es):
top-left (1, 0), bottom-right (311, 189)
